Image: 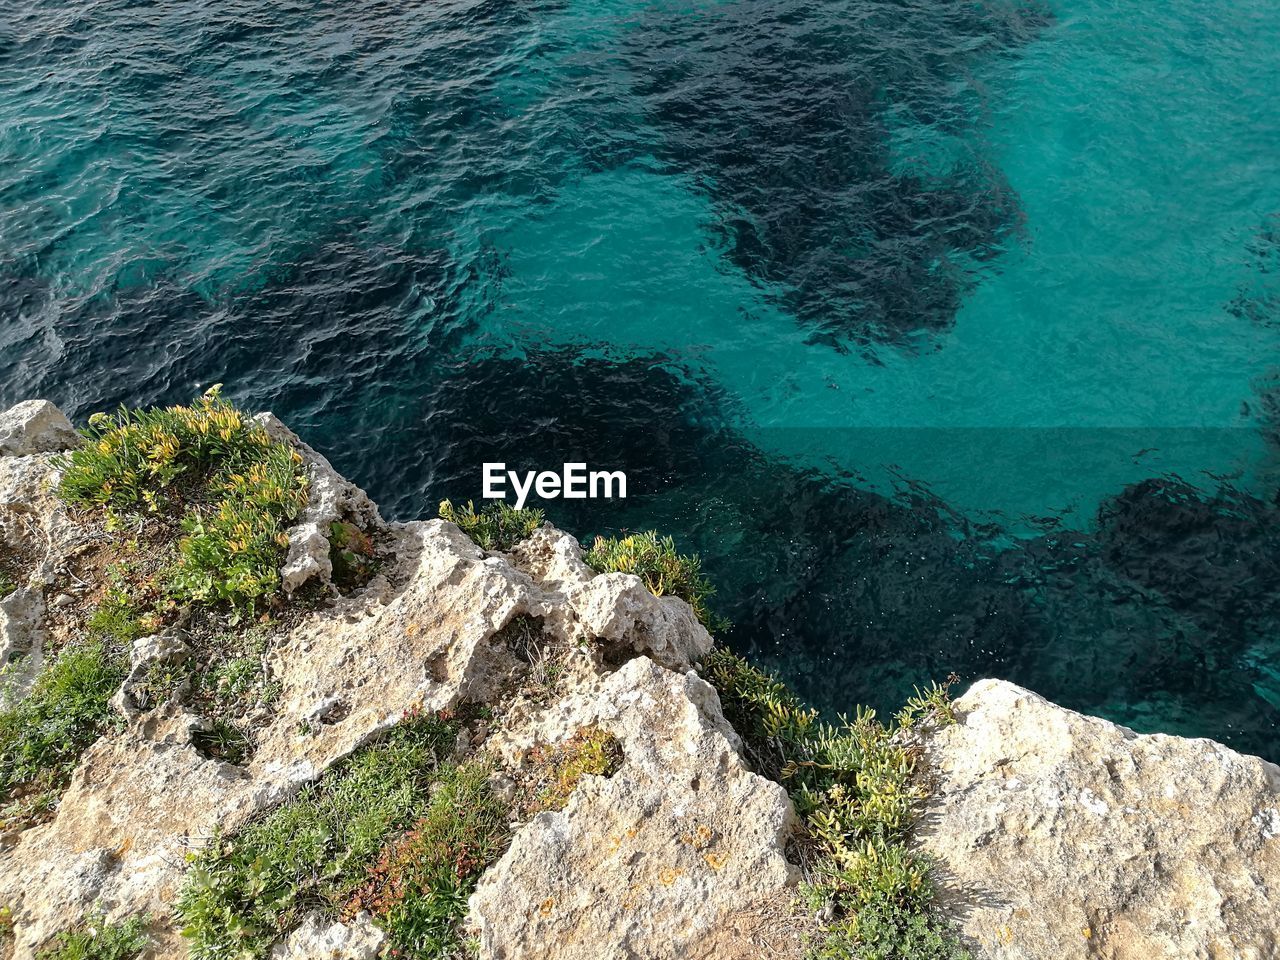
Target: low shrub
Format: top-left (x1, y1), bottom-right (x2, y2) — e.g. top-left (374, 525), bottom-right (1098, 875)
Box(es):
top-left (176, 710), bottom-right (508, 960)
top-left (167, 440), bottom-right (308, 609)
top-left (585, 531), bottom-right (725, 632)
top-left (35, 914), bottom-right (150, 960)
top-left (344, 760), bottom-right (509, 958)
top-left (55, 387), bottom-right (310, 614)
top-left (0, 644), bottom-right (127, 828)
top-left (438, 499), bottom-right (544, 552)
top-left (700, 649), bottom-right (966, 960)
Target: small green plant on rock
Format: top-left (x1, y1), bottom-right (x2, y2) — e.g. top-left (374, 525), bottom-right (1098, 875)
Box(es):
top-left (35, 913), bottom-right (150, 960)
top-left (328, 520), bottom-right (378, 590)
top-left (517, 726), bottom-right (623, 819)
top-left (586, 530), bottom-right (726, 632)
top-left (177, 709), bottom-right (509, 960)
top-left (439, 499), bottom-right (544, 552)
top-left (56, 387), bottom-right (310, 614)
top-left (0, 643), bottom-right (127, 829)
top-left (700, 649), bottom-right (967, 960)
top-left (86, 585), bottom-right (152, 647)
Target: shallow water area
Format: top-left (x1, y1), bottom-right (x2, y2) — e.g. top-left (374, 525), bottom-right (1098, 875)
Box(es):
top-left (2, 0), bottom-right (1279, 756)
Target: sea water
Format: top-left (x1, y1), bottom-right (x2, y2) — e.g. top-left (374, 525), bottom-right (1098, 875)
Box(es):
top-left (2, 0), bottom-right (1278, 756)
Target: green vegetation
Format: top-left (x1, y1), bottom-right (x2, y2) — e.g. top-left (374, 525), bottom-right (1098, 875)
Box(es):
top-left (585, 531), bottom-right (725, 632)
top-left (438, 499), bottom-right (544, 552)
top-left (0, 644), bottom-right (127, 830)
top-left (55, 387), bottom-right (310, 613)
top-left (35, 914), bottom-right (150, 960)
top-left (700, 649), bottom-right (966, 960)
top-left (328, 520), bottom-right (377, 589)
top-left (345, 760), bottom-right (509, 957)
top-left (177, 710), bottom-right (509, 960)
top-left (0, 571), bottom-right (14, 599)
top-left (86, 585), bottom-right (151, 646)
top-left (517, 726), bottom-right (623, 819)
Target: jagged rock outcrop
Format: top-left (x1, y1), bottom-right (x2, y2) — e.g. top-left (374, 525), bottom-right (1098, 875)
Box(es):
top-left (0, 401), bottom-right (79, 458)
top-left (1, 400), bottom-right (1278, 960)
top-left (918, 679), bottom-right (1280, 959)
top-left (472, 657), bottom-right (797, 960)
top-left (0, 402), bottom-right (781, 959)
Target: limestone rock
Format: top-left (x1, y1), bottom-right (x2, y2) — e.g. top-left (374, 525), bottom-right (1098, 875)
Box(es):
top-left (0, 586), bottom-right (46, 704)
top-left (268, 912), bottom-right (386, 960)
top-left (0, 401), bottom-right (79, 457)
top-left (470, 657), bottom-right (798, 960)
top-left (512, 526), bottom-right (714, 671)
top-left (113, 631), bottom-right (192, 719)
top-left (254, 413), bottom-right (381, 594)
top-left (279, 521), bottom-right (333, 594)
top-left (565, 573), bottom-right (713, 671)
top-left (918, 679), bottom-right (1280, 960)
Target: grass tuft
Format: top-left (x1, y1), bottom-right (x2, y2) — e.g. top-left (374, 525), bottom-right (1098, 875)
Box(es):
top-left (176, 709), bottom-right (508, 959)
top-left (35, 914), bottom-right (150, 960)
top-left (438, 499), bottom-right (544, 552)
top-left (585, 531), bottom-right (726, 632)
top-left (86, 586), bottom-right (151, 646)
top-left (0, 644), bottom-right (127, 830)
top-left (700, 649), bottom-right (967, 960)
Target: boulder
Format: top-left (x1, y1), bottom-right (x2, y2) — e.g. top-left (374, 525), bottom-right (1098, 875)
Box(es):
top-left (471, 657), bottom-right (798, 960)
top-left (0, 401), bottom-right (79, 457)
top-left (918, 679), bottom-right (1280, 960)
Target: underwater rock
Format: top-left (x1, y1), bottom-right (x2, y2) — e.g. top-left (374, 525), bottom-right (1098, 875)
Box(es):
top-left (619, 0), bottom-right (1050, 345)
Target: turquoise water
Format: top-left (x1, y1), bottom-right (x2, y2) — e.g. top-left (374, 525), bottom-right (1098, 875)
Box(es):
top-left (2, 0), bottom-right (1279, 755)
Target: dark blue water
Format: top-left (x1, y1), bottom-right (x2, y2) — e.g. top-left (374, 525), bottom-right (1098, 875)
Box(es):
top-left (3, 0), bottom-right (1279, 757)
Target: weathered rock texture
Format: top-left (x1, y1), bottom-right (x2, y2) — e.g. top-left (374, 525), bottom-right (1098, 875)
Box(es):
top-left (473, 657), bottom-right (797, 960)
top-left (0, 402), bottom-right (788, 959)
top-left (0, 401), bottom-right (78, 458)
top-left (1, 400), bottom-right (1278, 960)
top-left (918, 679), bottom-right (1280, 959)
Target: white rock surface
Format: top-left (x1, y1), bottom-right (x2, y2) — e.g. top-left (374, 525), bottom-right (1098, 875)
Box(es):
top-left (268, 912), bottom-right (385, 960)
top-left (471, 656), bottom-right (797, 960)
top-left (0, 586), bottom-right (46, 704)
top-left (0, 400), bottom-right (79, 457)
top-left (918, 679), bottom-right (1280, 960)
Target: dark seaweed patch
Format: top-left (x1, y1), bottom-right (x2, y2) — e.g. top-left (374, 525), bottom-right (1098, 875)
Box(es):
top-left (618, 0), bottom-right (1051, 346)
top-left (410, 345), bottom-right (1280, 757)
